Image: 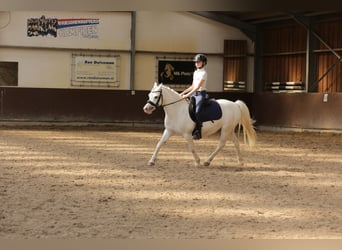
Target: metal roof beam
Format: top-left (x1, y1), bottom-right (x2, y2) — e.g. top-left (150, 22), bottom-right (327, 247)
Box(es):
top-left (290, 12), bottom-right (341, 59)
top-left (191, 11), bottom-right (256, 41)
top-left (290, 11), bottom-right (342, 92)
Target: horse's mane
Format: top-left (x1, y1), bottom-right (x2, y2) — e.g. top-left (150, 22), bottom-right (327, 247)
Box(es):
top-left (161, 84), bottom-right (181, 97)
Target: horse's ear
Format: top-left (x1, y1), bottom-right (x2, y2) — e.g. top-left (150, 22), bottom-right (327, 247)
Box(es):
top-left (153, 82), bottom-right (158, 88)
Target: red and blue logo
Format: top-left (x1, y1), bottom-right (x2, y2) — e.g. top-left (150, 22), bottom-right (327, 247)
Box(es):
top-left (27, 16), bottom-right (99, 38)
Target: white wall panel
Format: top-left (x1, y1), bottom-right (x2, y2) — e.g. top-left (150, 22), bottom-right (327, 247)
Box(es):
top-left (0, 11), bottom-right (131, 50)
top-left (0, 48), bottom-right (131, 89)
top-left (136, 11), bottom-right (249, 53)
top-left (0, 11), bottom-right (253, 91)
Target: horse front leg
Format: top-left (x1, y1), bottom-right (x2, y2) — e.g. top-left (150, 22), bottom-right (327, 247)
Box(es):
top-left (148, 129), bottom-right (172, 166)
top-left (184, 134), bottom-right (201, 167)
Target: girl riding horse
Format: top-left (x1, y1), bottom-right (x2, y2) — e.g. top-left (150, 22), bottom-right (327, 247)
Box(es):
top-left (180, 54), bottom-right (208, 140)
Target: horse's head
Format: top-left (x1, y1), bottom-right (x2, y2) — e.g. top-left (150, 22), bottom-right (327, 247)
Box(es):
top-left (143, 82), bottom-right (163, 114)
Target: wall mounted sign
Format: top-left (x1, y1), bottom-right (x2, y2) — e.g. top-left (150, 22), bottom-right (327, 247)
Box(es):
top-left (157, 57), bottom-right (195, 86)
top-left (27, 15), bottom-right (99, 39)
top-left (71, 54), bottom-right (120, 87)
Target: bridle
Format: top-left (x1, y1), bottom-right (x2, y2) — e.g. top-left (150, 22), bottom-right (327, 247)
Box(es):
top-left (147, 88), bottom-right (185, 109)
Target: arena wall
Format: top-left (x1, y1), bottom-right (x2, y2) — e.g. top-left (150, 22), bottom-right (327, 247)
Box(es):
top-left (0, 87), bottom-right (252, 124)
top-left (252, 92), bottom-right (342, 131)
top-left (0, 11), bottom-right (252, 91)
top-left (0, 87), bottom-right (341, 131)
top-left (0, 11), bottom-right (341, 131)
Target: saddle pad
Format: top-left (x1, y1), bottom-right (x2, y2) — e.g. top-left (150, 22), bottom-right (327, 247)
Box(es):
top-left (189, 98), bottom-right (222, 122)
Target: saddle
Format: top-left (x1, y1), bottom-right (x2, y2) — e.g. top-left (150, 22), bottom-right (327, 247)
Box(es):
top-left (188, 96), bottom-right (222, 123)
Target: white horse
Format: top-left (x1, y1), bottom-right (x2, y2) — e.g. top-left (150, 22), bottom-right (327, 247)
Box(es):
top-left (143, 82), bottom-right (256, 167)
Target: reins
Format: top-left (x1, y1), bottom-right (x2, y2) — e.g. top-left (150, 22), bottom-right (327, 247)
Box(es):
top-left (161, 98), bottom-right (186, 107)
top-left (148, 88), bottom-right (187, 109)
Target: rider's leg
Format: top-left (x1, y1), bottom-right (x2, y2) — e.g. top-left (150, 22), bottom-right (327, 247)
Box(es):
top-left (192, 91), bottom-right (207, 140)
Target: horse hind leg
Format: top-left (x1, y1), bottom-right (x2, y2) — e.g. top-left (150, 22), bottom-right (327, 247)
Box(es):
top-left (231, 131), bottom-right (243, 166)
top-left (204, 130), bottom-right (243, 167)
top-left (204, 132), bottom-right (228, 166)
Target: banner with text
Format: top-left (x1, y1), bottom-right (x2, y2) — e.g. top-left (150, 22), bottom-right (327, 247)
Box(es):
top-left (72, 55), bottom-right (119, 87)
top-left (27, 15), bottom-right (99, 39)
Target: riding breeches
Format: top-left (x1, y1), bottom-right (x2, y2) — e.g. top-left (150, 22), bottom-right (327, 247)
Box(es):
top-left (192, 90), bottom-right (208, 120)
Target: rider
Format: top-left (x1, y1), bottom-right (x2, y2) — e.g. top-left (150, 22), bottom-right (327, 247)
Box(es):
top-left (180, 54), bottom-right (208, 140)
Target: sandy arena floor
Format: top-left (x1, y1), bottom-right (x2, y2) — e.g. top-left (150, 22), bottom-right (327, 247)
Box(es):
top-left (0, 126), bottom-right (341, 239)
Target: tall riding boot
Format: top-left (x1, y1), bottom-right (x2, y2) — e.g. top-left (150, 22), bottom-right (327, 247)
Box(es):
top-left (192, 120), bottom-right (202, 140)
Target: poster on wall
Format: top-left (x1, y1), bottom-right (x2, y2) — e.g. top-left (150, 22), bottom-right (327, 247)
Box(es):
top-left (72, 54), bottom-right (119, 87)
top-left (157, 58), bottom-right (195, 87)
top-left (27, 15), bottom-right (99, 39)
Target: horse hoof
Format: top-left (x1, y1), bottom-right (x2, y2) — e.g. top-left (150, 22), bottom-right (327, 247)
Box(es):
top-left (148, 161), bottom-right (155, 166)
top-left (204, 161), bottom-right (210, 166)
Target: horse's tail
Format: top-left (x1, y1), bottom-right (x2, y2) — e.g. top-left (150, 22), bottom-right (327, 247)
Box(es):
top-left (235, 100), bottom-right (257, 147)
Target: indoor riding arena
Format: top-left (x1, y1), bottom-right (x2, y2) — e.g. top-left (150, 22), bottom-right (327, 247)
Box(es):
top-left (0, 10), bottom-right (341, 239)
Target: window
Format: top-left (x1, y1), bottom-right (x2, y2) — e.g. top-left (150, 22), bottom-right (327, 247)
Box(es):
top-left (0, 62), bottom-right (18, 87)
top-left (223, 40), bottom-right (247, 92)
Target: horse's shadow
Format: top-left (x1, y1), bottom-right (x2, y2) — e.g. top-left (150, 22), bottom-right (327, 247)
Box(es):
top-left (198, 163), bottom-right (244, 171)
top-left (202, 164), bottom-right (303, 174)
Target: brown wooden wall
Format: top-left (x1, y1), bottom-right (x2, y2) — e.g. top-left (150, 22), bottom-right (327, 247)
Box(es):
top-left (0, 87), bottom-right (341, 131)
top-left (261, 23), bottom-right (307, 84)
top-left (260, 17), bottom-right (342, 93)
top-left (316, 53), bottom-right (342, 92)
top-left (0, 87), bottom-right (252, 124)
top-left (223, 40), bottom-right (247, 83)
top-left (262, 55), bottom-right (306, 83)
top-left (315, 19), bottom-right (342, 92)
top-left (0, 88), bottom-right (163, 123)
top-left (252, 92), bottom-right (342, 130)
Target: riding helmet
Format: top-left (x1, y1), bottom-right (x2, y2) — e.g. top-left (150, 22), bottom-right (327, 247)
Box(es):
top-left (193, 54), bottom-right (207, 65)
